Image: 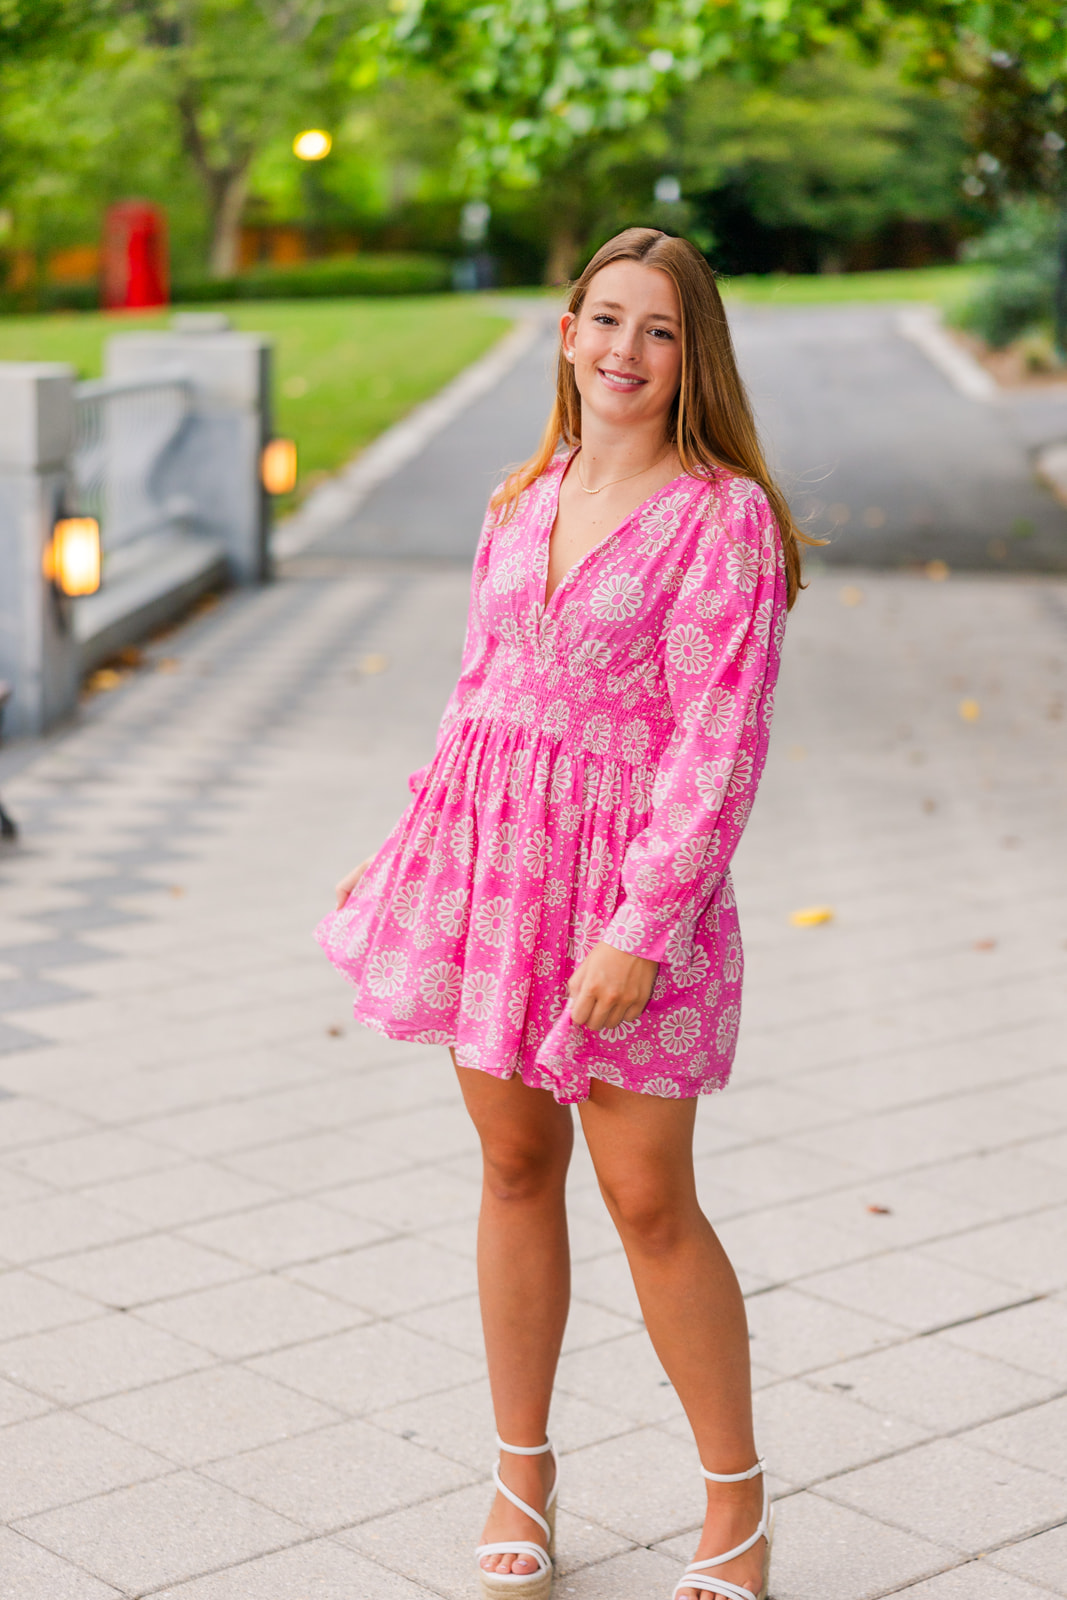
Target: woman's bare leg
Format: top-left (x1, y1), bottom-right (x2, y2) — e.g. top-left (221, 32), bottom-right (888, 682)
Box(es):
top-left (579, 1079), bottom-right (764, 1600)
top-left (453, 1057), bottom-right (574, 1577)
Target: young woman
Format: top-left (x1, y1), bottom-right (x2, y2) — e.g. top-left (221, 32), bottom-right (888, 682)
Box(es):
top-left (318, 228), bottom-right (806, 1600)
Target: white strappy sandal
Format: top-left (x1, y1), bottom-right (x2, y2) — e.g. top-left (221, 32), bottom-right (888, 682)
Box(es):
top-left (476, 1435), bottom-right (558, 1600)
top-left (673, 1459), bottom-right (774, 1600)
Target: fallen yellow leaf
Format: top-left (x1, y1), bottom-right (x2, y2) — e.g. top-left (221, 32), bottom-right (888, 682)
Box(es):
top-left (839, 585), bottom-right (864, 607)
top-left (789, 905), bottom-right (835, 927)
top-left (958, 698), bottom-right (981, 722)
top-left (359, 653), bottom-right (388, 675)
top-left (86, 667), bottom-right (122, 693)
top-left (925, 559), bottom-right (950, 581)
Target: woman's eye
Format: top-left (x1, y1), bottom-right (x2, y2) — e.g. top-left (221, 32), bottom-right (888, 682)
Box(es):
top-left (593, 314), bottom-right (616, 326)
top-left (649, 327), bottom-right (674, 339)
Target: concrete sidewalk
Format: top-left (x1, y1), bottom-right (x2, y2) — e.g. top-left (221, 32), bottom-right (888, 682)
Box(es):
top-left (0, 558), bottom-right (1064, 1600)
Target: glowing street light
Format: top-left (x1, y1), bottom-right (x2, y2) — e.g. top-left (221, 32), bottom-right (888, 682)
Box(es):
top-left (44, 517), bottom-right (101, 597)
top-left (293, 129), bottom-right (332, 161)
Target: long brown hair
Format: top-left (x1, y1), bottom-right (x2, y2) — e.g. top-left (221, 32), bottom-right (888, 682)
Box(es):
top-left (491, 227), bottom-right (815, 608)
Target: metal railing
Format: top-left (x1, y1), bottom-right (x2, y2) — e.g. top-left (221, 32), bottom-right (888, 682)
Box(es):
top-left (71, 373), bottom-right (195, 557)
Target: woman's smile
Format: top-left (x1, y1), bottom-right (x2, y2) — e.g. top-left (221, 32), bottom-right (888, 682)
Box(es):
top-left (596, 366), bottom-right (648, 391)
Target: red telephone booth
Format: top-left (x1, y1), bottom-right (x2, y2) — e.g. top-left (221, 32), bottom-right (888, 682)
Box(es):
top-left (102, 201), bottom-right (169, 310)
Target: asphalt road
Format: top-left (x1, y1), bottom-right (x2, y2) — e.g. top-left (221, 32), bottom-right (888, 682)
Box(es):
top-left (300, 303), bottom-right (1067, 573)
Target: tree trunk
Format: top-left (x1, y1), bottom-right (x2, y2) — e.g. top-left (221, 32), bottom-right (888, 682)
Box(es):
top-left (176, 86), bottom-right (253, 279)
top-left (545, 225), bottom-right (578, 286)
top-left (208, 167), bottom-right (251, 278)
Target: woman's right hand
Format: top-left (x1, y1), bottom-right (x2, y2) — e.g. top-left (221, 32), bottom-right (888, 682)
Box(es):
top-left (335, 859), bottom-right (371, 909)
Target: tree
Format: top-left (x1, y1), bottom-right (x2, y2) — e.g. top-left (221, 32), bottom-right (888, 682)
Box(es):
top-left (121, 0), bottom-right (366, 276)
top-left (680, 45), bottom-right (970, 273)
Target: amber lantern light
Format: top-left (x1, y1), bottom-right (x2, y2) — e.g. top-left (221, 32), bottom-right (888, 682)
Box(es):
top-left (261, 438), bottom-right (298, 495)
top-left (45, 517), bottom-right (101, 597)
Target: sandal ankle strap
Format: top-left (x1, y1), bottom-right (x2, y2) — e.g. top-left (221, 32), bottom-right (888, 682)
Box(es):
top-left (496, 1436), bottom-right (553, 1456)
top-left (699, 1457), bottom-right (765, 1482)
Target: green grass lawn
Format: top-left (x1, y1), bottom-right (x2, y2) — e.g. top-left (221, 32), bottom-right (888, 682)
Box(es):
top-left (0, 297), bottom-right (512, 503)
top-left (720, 262), bottom-right (987, 310)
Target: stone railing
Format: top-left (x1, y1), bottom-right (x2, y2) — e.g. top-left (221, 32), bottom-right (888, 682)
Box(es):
top-left (0, 316), bottom-right (273, 736)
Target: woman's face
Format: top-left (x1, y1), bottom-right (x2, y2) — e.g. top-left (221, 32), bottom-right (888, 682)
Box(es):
top-left (561, 260), bottom-right (683, 434)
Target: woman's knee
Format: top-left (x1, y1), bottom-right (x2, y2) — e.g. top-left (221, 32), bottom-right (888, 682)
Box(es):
top-left (481, 1134), bottom-right (569, 1203)
top-left (597, 1169), bottom-right (693, 1254)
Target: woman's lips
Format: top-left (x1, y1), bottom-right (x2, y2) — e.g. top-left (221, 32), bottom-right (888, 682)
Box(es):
top-left (597, 367), bottom-right (647, 391)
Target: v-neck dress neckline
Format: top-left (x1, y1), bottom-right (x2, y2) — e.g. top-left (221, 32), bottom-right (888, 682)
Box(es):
top-left (540, 449), bottom-right (692, 611)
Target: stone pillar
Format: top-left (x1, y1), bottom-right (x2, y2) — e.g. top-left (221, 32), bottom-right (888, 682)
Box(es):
top-left (105, 321), bottom-right (273, 583)
top-left (0, 364), bottom-right (80, 737)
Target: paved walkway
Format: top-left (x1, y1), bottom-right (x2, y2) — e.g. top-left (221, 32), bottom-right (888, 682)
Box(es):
top-left (0, 547), bottom-right (1064, 1597)
top-left (732, 305), bottom-right (1067, 573)
top-left (300, 303), bottom-right (1067, 574)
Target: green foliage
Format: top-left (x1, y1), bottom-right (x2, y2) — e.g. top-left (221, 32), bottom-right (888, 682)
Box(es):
top-left (681, 44), bottom-right (970, 266)
top-left (956, 199), bottom-right (1057, 347)
top-left (0, 0), bottom-right (93, 60)
top-left (0, 38), bottom-right (206, 269)
top-left (173, 252), bottom-right (451, 299)
top-left (363, 0), bottom-right (903, 191)
top-left (360, 0), bottom-right (699, 187)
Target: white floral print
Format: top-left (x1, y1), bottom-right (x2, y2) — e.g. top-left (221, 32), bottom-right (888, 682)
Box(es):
top-left (488, 823), bottom-right (518, 874)
top-left (391, 882), bottom-right (423, 930)
top-left (590, 573), bottom-right (644, 621)
top-left (463, 969), bottom-right (500, 1020)
top-left (436, 888), bottom-right (469, 937)
top-left (473, 897), bottom-right (512, 948)
top-left (317, 454), bottom-right (786, 1105)
top-left (667, 624), bottom-right (715, 675)
top-left (420, 960), bottom-right (463, 1010)
top-left (690, 686), bottom-right (736, 737)
top-left (366, 949), bottom-right (408, 998)
top-left (522, 828), bottom-right (551, 877)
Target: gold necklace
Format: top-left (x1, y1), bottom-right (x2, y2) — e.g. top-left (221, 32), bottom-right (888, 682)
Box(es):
top-left (574, 446), bottom-right (672, 495)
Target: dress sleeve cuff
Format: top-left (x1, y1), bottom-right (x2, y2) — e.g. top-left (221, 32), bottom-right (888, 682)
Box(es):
top-left (601, 904), bottom-right (674, 964)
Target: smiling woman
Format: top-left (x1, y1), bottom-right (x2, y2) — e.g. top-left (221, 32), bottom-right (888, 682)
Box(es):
top-left (318, 228), bottom-right (803, 1600)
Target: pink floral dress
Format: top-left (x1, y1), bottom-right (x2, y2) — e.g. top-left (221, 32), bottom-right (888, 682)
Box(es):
top-left (317, 452), bottom-right (787, 1104)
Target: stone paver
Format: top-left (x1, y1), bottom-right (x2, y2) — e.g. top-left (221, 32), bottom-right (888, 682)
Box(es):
top-left (0, 334), bottom-right (1066, 1596)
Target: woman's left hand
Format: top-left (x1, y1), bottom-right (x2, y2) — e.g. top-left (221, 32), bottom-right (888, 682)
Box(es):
top-left (567, 941), bottom-right (658, 1033)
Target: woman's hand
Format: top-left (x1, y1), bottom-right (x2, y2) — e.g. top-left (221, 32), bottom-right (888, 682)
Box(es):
top-left (567, 940), bottom-right (658, 1033)
top-left (334, 859), bottom-right (371, 909)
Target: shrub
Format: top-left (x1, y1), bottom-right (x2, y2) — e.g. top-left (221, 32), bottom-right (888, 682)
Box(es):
top-left (173, 253), bottom-right (452, 302)
top-left (959, 272), bottom-right (1052, 348)
top-left (956, 200), bottom-right (1056, 348)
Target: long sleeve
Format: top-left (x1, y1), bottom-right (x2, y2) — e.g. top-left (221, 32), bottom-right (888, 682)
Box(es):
top-left (601, 483), bottom-right (786, 965)
top-left (407, 500), bottom-right (497, 796)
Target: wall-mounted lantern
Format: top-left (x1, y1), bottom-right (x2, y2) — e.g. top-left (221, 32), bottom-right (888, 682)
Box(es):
top-left (261, 438), bottom-right (298, 495)
top-left (293, 130), bottom-right (331, 161)
top-left (44, 516), bottom-right (101, 597)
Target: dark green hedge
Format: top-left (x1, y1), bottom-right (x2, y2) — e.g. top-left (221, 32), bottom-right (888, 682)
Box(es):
top-left (4, 252), bottom-right (454, 313)
top-left (174, 253), bottom-right (452, 301)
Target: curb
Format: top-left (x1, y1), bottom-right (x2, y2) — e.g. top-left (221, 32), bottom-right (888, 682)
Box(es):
top-left (895, 306), bottom-right (999, 403)
top-left (1036, 441), bottom-right (1067, 507)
